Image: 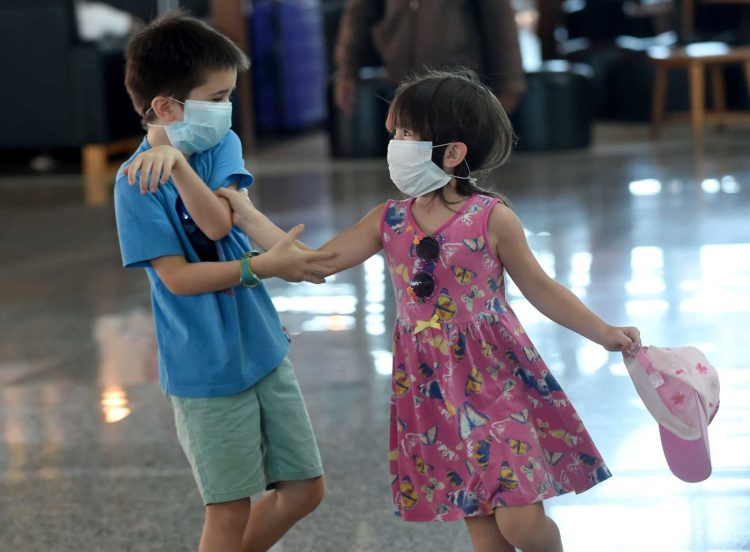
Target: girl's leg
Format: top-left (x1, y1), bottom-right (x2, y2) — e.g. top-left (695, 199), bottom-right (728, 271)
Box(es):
top-left (465, 514), bottom-right (517, 552)
top-left (240, 476), bottom-right (325, 552)
top-left (201, 498), bottom-right (251, 552)
top-left (494, 502), bottom-right (563, 552)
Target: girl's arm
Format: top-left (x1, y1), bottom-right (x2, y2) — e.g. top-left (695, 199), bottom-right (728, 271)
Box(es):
top-left (151, 224), bottom-right (334, 295)
top-left (218, 187), bottom-right (385, 274)
top-left (216, 187), bottom-right (297, 251)
top-left (317, 203), bottom-right (385, 276)
top-left (489, 204), bottom-right (639, 352)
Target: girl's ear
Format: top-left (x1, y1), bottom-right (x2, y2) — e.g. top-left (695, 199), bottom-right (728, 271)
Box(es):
top-left (150, 96), bottom-right (180, 122)
top-left (442, 142), bottom-right (468, 169)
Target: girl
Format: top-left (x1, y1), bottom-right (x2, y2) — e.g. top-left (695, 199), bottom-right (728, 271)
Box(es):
top-left (219, 68), bottom-right (640, 552)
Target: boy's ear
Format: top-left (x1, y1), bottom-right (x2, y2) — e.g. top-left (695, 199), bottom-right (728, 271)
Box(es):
top-left (150, 96), bottom-right (180, 122)
top-left (442, 142), bottom-right (468, 169)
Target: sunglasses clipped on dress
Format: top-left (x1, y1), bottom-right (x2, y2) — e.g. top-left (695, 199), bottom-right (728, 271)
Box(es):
top-left (408, 234), bottom-right (440, 300)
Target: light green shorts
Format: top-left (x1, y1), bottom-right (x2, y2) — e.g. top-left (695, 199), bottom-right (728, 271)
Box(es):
top-left (167, 357), bottom-right (323, 505)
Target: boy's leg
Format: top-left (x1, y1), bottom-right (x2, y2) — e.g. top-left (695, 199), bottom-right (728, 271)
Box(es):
top-left (241, 477), bottom-right (325, 552)
top-left (494, 502), bottom-right (563, 552)
top-left (167, 388), bottom-right (268, 552)
top-left (241, 357), bottom-right (325, 552)
top-left (201, 498), bottom-right (251, 552)
top-left (465, 514), bottom-right (516, 552)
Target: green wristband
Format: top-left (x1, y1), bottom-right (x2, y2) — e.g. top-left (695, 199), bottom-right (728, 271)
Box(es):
top-left (240, 251), bottom-right (261, 288)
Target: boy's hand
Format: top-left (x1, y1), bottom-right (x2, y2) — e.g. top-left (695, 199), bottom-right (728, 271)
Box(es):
top-left (124, 145), bottom-right (184, 194)
top-left (216, 187), bottom-right (258, 223)
top-left (255, 224), bottom-right (335, 284)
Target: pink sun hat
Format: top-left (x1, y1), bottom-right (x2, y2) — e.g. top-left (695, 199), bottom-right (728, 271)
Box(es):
top-left (623, 346), bottom-right (720, 483)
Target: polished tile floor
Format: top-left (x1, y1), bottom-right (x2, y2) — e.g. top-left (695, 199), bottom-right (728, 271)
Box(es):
top-left (1, 123), bottom-right (749, 551)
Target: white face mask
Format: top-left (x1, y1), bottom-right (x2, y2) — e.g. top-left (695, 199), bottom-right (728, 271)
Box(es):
top-left (148, 98), bottom-right (232, 154)
top-left (386, 140), bottom-right (475, 197)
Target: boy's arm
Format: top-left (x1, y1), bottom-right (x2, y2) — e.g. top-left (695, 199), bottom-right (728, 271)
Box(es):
top-left (151, 224), bottom-right (335, 295)
top-left (125, 144), bottom-right (233, 240)
top-left (317, 203), bottom-right (385, 276)
top-left (170, 154), bottom-right (233, 240)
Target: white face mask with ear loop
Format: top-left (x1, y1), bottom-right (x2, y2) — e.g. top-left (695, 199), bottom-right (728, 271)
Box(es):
top-left (386, 140), bottom-right (477, 198)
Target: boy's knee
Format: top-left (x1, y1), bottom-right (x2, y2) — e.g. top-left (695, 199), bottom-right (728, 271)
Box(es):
top-left (206, 499), bottom-right (251, 532)
top-left (278, 476), bottom-right (325, 518)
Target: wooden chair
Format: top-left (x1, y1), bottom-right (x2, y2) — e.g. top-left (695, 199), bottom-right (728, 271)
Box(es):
top-left (649, 43), bottom-right (750, 138)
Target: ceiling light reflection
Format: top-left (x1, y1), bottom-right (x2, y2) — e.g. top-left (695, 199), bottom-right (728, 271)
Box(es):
top-left (701, 178), bottom-right (721, 194)
top-left (273, 294), bottom-right (357, 314)
top-left (300, 315), bottom-right (355, 332)
top-left (371, 350), bottom-right (393, 376)
top-left (576, 343), bottom-right (608, 375)
top-left (625, 299), bottom-right (670, 316)
top-left (679, 244), bottom-right (750, 313)
top-left (364, 255), bottom-right (387, 336)
top-left (570, 251), bottom-right (591, 297)
top-left (628, 178), bottom-right (661, 196)
top-left (101, 386), bottom-right (131, 424)
top-left (626, 246), bottom-right (665, 295)
top-left (721, 175), bottom-right (741, 193)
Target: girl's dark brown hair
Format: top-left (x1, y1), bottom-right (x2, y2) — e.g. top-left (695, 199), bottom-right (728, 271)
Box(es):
top-left (386, 67), bottom-right (515, 203)
top-left (124, 10), bottom-right (249, 124)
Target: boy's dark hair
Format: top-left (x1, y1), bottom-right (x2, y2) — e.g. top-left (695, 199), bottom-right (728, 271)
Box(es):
top-left (125, 10), bottom-right (249, 123)
top-left (386, 68), bottom-right (515, 203)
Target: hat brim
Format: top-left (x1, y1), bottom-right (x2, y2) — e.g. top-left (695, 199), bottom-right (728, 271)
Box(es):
top-left (659, 391), bottom-right (712, 483)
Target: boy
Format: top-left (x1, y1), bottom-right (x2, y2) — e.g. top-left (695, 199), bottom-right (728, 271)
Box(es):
top-left (114, 11), bottom-right (332, 552)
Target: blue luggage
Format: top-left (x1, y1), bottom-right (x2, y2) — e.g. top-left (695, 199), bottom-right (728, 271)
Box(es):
top-left (250, 0), bottom-right (328, 131)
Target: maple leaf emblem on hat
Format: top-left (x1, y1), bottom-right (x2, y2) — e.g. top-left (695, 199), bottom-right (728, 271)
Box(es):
top-left (670, 392), bottom-right (686, 406)
top-left (696, 363), bottom-right (708, 375)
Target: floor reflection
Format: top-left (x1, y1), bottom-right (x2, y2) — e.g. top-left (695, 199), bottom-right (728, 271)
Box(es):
top-left (0, 124), bottom-right (748, 551)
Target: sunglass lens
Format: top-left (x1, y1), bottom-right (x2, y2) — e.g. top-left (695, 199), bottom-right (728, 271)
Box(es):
top-left (416, 236), bottom-right (440, 261)
top-left (411, 271), bottom-right (435, 299)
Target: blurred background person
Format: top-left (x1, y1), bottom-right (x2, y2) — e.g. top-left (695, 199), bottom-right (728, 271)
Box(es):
top-left (332, 0), bottom-right (526, 116)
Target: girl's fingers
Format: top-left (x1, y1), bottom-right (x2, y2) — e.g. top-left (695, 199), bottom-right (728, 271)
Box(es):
top-left (140, 159), bottom-right (154, 194)
top-left (128, 159), bottom-right (140, 185)
top-left (150, 160), bottom-right (162, 192)
top-left (304, 273), bottom-right (326, 284)
top-left (309, 263), bottom-right (335, 276)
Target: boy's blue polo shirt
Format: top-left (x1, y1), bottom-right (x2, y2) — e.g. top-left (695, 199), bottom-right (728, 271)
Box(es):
top-left (114, 131), bottom-right (289, 398)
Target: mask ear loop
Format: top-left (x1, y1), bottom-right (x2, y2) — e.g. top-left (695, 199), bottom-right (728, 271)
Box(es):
top-left (433, 142), bottom-right (478, 185)
top-left (145, 97), bottom-right (185, 127)
top-left (145, 97), bottom-right (184, 116)
top-left (458, 159), bottom-right (478, 185)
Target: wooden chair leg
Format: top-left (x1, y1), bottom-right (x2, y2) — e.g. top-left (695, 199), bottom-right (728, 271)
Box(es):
top-left (81, 138), bottom-right (142, 206)
top-left (710, 64), bottom-right (727, 131)
top-left (688, 61), bottom-right (706, 141)
top-left (651, 65), bottom-right (668, 138)
top-left (82, 145), bottom-right (109, 177)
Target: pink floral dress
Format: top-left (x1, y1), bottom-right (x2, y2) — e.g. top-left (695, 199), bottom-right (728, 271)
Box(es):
top-left (381, 194), bottom-right (611, 522)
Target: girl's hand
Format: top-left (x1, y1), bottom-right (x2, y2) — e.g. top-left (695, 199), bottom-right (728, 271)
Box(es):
top-left (598, 325), bottom-right (641, 353)
top-left (256, 224), bottom-right (335, 283)
top-left (216, 187), bottom-right (258, 223)
top-left (124, 145), bottom-right (184, 194)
